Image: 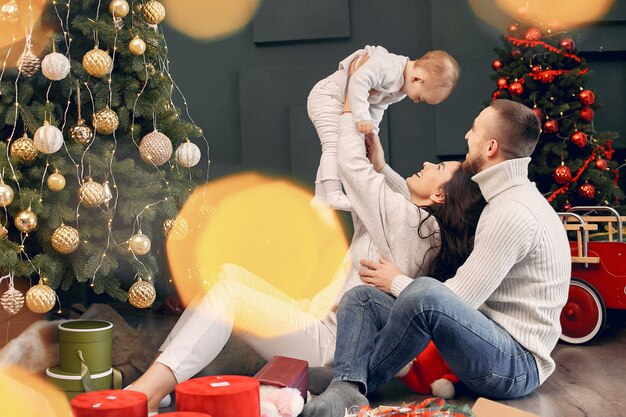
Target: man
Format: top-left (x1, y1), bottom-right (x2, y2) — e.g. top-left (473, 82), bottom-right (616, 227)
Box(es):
top-left (303, 99), bottom-right (571, 416)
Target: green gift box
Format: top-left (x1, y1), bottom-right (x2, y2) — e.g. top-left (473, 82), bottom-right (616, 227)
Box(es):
top-left (46, 367), bottom-right (116, 400)
top-left (59, 320), bottom-right (113, 374)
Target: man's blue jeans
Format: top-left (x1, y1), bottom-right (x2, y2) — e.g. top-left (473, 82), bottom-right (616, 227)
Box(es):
top-left (333, 277), bottom-right (540, 399)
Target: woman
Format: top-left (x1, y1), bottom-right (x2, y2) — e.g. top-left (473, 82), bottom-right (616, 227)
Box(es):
top-left (130, 94), bottom-right (485, 414)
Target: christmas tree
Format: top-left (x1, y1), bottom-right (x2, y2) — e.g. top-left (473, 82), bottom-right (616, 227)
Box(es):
top-left (488, 21), bottom-right (623, 212)
top-left (0, 0), bottom-right (205, 312)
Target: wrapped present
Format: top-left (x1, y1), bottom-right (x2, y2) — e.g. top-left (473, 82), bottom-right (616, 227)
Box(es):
top-left (176, 375), bottom-right (260, 417)
top-left (46, 367), bottom-right (120, 400)
top-left (70, 389), bottom-right (147, 417)
top-left (348, 398), bottom-right (475, 417)
top-left (254, 355), bottom-right (308, 401)
top-left (59, 320), bottom-right (113, 373)
top-left (159, 413), bottom-right (213, 417)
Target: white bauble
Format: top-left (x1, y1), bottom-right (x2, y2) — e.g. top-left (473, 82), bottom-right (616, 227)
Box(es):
top-left (175, 140), bottom-right (201, 168)
top-left (34, 122), bottom-right (64, 154)
top-left (41, 52), bottom-right (71, 81)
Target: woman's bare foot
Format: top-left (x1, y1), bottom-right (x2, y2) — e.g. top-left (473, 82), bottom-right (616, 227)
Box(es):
top-left (128, 361), bottom-right (178, 412)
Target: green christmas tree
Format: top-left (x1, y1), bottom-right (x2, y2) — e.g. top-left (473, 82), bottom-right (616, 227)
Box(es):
top-left (488, 21), bottom-right (623, 212)
top-left (0, 0), bottom-right (205, 307)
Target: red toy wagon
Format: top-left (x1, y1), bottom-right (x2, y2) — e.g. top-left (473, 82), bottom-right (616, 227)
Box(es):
top-left (558, 206), bottom-right (626, 344)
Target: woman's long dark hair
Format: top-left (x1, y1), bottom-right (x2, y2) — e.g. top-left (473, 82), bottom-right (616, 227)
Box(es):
top-left (419, 168), bottom-right (486, 281)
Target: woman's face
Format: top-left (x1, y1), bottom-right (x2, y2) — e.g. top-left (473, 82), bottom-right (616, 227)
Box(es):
top-left (406, 161), bottom-right (461, 205)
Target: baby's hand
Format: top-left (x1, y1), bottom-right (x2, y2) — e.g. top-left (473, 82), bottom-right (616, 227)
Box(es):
top-left (357, 120), bottom-right (373, 134)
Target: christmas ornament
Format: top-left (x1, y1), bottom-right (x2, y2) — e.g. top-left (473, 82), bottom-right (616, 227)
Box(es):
top-left (579, 107), bottom-right (594, 123)
top-left (175, 140), bottom-right (201, 168)
top-left (496, 78), bottom-right (508, 89)
top-left (51, 224), bottom-right (80, 254)
top-left (109, 0), bottom-right (129, 17)
top-left (17, 46), bottom-right (40, 77)
top-left (510, 48), bottom-right (521, 58)
top-left (492, 60), bottom-right (503, 71)
top-left (14, 208), bottom-right (37, 233)
top-left (139, 130), bottom-right (173, 166)
top-left (563, 202), bottom-right (572, 211)
top-left (552, 165), bottom-right (572, 184)
top-left (34, 121), bottom-right (64, 154)
top-left (129, 36), bottom-right (146, 55)
top-left (540, 72), bottom-right (554, 84)
top-left (93, 107), bottom-right (119, 135)
top-left (163, 217), bottom-right (190, 240)
top-left (102, 180), bottom-right (113, 207)
top-left (507, 24), bottom-right (518, 34)
top-left (82, 46), bottom-right (112, 78)
top-left (532, 107), bottom-right (544, 121)
top-left (531, 65), bottom-right (541, 74)
top-left (595, 158), bottom-right (608, 171)
top-left (46, 171), bottom-right (66, 191)
top-left (70, 118), bottom-right (94, 145)
top-left (128, 276), bottom-right (156, 308)
top-left (579, 90), bottom-right (595, 106)
top-left (508, 82), bottom-right (523, 96)
top-left (524, 27), bottom-right (542, 41)
top-left (543, 119), bottom-right (558, 134)
top-left (10, 134), bottom-right (38, 163)
top-left (79, 178), bottom-right (105, 208)
top-left (25, 280), bottom-right (56, 314)
top-left (0, 224), bottom-right (7, 239)
top-left (559, 38), bottom-right (576, 53)
top-left (141, 0), bottom-right (166, 25)
top-left (491, 90), bottom-right (501, 100)
top-left (1, 285), bottom-right (24, 315)
top-left (578, 183), bottom-right (595, 200)
top-left (41, 52), bottom-right (70, 81)
top-left (0, 179), bottom-right (14, 207)
top-left (570, 131), bottom-right (587, 148)
top-left (129, 232), bottom-right (151, 255)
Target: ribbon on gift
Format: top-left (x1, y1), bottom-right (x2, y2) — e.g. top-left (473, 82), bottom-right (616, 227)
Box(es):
top-left (77, 349), bottom-right (122, 392)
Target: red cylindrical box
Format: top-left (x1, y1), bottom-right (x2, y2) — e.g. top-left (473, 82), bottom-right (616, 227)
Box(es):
top-left (70, 389), bottom-right (147, 417)
top-left (176, 375), bottom-right (260, 417)
top-left (160, 413), bottom-right (212, 417)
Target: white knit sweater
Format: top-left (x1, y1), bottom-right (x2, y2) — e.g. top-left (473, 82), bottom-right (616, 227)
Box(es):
top-left (395, 158), bottom-right (571, 384)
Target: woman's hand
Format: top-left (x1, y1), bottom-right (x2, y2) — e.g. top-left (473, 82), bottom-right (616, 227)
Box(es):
top-left (359, 258), bottom-right (403, 294)
top-left (365, 133), bottom-right (385, 172)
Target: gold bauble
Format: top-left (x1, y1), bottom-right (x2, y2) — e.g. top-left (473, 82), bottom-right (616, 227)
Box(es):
top-left (0, 286), bottom-right (24, 315)
top-left (70, 119), bottom-right (94, 145)
top-left (109, 0), bottom-right (129, 17)
top-left (51, 224), bottom-right (80, 254)
top-left (14, 208), bottom-right (37, 233)
top-left (93, 107), bottom-right (119, 135)
top-left (139, 130), bottom-right (172, 166)
top-left (129, 233), bottom-right (151, 255)
top-left (82, 46), bottom-right (112, 78)
top-left (17, 48), bottom-right (40, 77)
top-left (0, 224), bottom-right (7, 239)
top-left (128, 277), bottom-right (156, 308)
top-left (10, 134), bottom-right (38, 163)
top-left (46, 171), bottom-right (66, 192)
top-left (0, 180), bottom-right (14, 207)
top-left (163, 217), bottom-right (189, 241)
top-left (25, 281), bottom-right (56, 314)
top-left (141, 0), bottom-right (166, 25)
top-left (128, 36), bottom-right (146, 56)
top-left (79, 178), bottom-right (105, 208)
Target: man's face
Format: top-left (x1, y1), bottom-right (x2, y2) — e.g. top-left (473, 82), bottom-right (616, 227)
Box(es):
top-left (462, 107), bottom-right (497, 174)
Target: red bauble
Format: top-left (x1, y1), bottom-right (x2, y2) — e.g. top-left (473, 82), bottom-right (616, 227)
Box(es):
top-left (560, 38), bottom-right (576, 52)
top-left (497, 78), bottom-right (508, 89)
top-left (580, 106), bottom-right (594, 122)
top-left (524, 27), bottom-right (542, 41)
top-left (511, 48), bottom-right (521, 58)
top-left (595, 158), bottom-right (608, 170)
top-left (540, 72), bottom-right (554, 84)
top-left (508, 82), bottom-right (523, 96)
top-left (508, 24), bottom-right (518, 34)
top-left (579, 90), bottom-right (595, 106)
top-left (532, 107), bottom-right (544, 121)
top-left (570, 131), bottom-right (588, 148)
top-left (578, 183), bottom-right (595, 199)
top-left (543, 119), bottom-right (558, 134)
top-left (492, 60), bottom-right (503, 71)
top-left (531, 65), bottom-right (541, 74)
top-left (491, 90), bottom-right (501, 100)
top-left (563, 203), bottom-right (572, 211)
top-left (552, 165), bottom-right (572, 185)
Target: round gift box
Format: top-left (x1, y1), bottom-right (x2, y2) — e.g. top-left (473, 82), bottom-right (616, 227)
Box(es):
top-left (59, 320), bottom-right (113, 373)
top-left (46, 367), bottom-right (113, 400)
top-left (160, 413), bottom-right (213, 417)
top-left (71, 389), bottom-right (147, 417)
top-left (176, 375), bottom-right (260, 417)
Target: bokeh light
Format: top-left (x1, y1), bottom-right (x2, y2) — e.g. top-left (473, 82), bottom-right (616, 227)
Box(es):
top-left (162, 0), bottom-right (262, 40)
top-left (0, 366), bottom-right (71, 417)
top-left (168, 173), bottom-right (350, 337)
top-left (0, 0), bottom-right (49, 68)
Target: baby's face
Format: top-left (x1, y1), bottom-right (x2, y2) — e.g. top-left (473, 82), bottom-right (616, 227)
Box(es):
top-left (403, 77), bottom-right (450, 105)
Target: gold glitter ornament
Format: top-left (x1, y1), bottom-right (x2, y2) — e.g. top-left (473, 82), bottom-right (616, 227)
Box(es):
top-left (17, 46), bottom-right (41, 77)
top-left (82, 46), bottom-right (112, 78)
top-left (129, 232), bottom-right (151, 255)
top-left (139, 130), bottom-right (172, 166)
top-left (10, 134), bottom-right (38, 163)
top-left (47, 171), bottom-right (66, 191)
top-left (51, 224), bottom-right (80, 254)
top-left (25, 280), bottom-right (56, 314)
top-left (0, 179), bottom-right (14, 207)
top-left (141, 0), bottom-right (166, 25)
top-left (41, 52), bottom-right (71, 81)
top-left (70, 118), bottom-right (94, 145)
top-left (109, 0), bottom-right (129, 17)
top-left (128, 36), bottom-right (146, 55)
top-left (128, 276), bottom-right (156, 308)
top-left (79, 178), bottom-right (105, 208)
top-left (163, 216), bottom-right (189, 240)
top-left (14, 207), bottom-right (37, 233)
top-left (1, 285), bottom-right (24, 315)
top-left (93, 107), bottom-right (119, 135)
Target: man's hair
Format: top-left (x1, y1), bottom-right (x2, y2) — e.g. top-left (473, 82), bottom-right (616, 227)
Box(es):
top-left (489, 99), bottom-right (541, 159)
top-left (415, 50), bottom-right (461, 92)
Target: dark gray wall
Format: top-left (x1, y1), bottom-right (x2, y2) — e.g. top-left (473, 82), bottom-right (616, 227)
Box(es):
top-left (162, 0), bottom-right (626, 187)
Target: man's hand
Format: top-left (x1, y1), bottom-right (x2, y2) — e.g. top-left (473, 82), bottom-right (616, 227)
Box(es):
top-left (365, 133), bottom-right (385, 172)
top-left (359, 258), bottom-right (403, 294)
top-left (357, 120), bottom-right (373, 135)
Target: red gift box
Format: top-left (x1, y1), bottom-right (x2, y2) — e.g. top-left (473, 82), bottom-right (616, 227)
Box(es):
top-left (254, 356), bottom-right (308, 401)
top-left (176, 375), bottom-right (260, 417)
top-left (159, 413), bottom-right (212, 417)
top-left (70, 389), bottom-right (147, 417)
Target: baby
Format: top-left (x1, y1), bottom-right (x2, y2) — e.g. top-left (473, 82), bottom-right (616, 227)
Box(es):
top-left (307, 46), bottom-right (460, 210)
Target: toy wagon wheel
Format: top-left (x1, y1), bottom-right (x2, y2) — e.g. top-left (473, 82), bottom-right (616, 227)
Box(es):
top-left (560, 278), bottom-right (606, 344)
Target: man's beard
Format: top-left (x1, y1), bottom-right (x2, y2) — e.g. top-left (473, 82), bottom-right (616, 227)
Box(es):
top-left (462, 156), bottom-right (479, 175)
